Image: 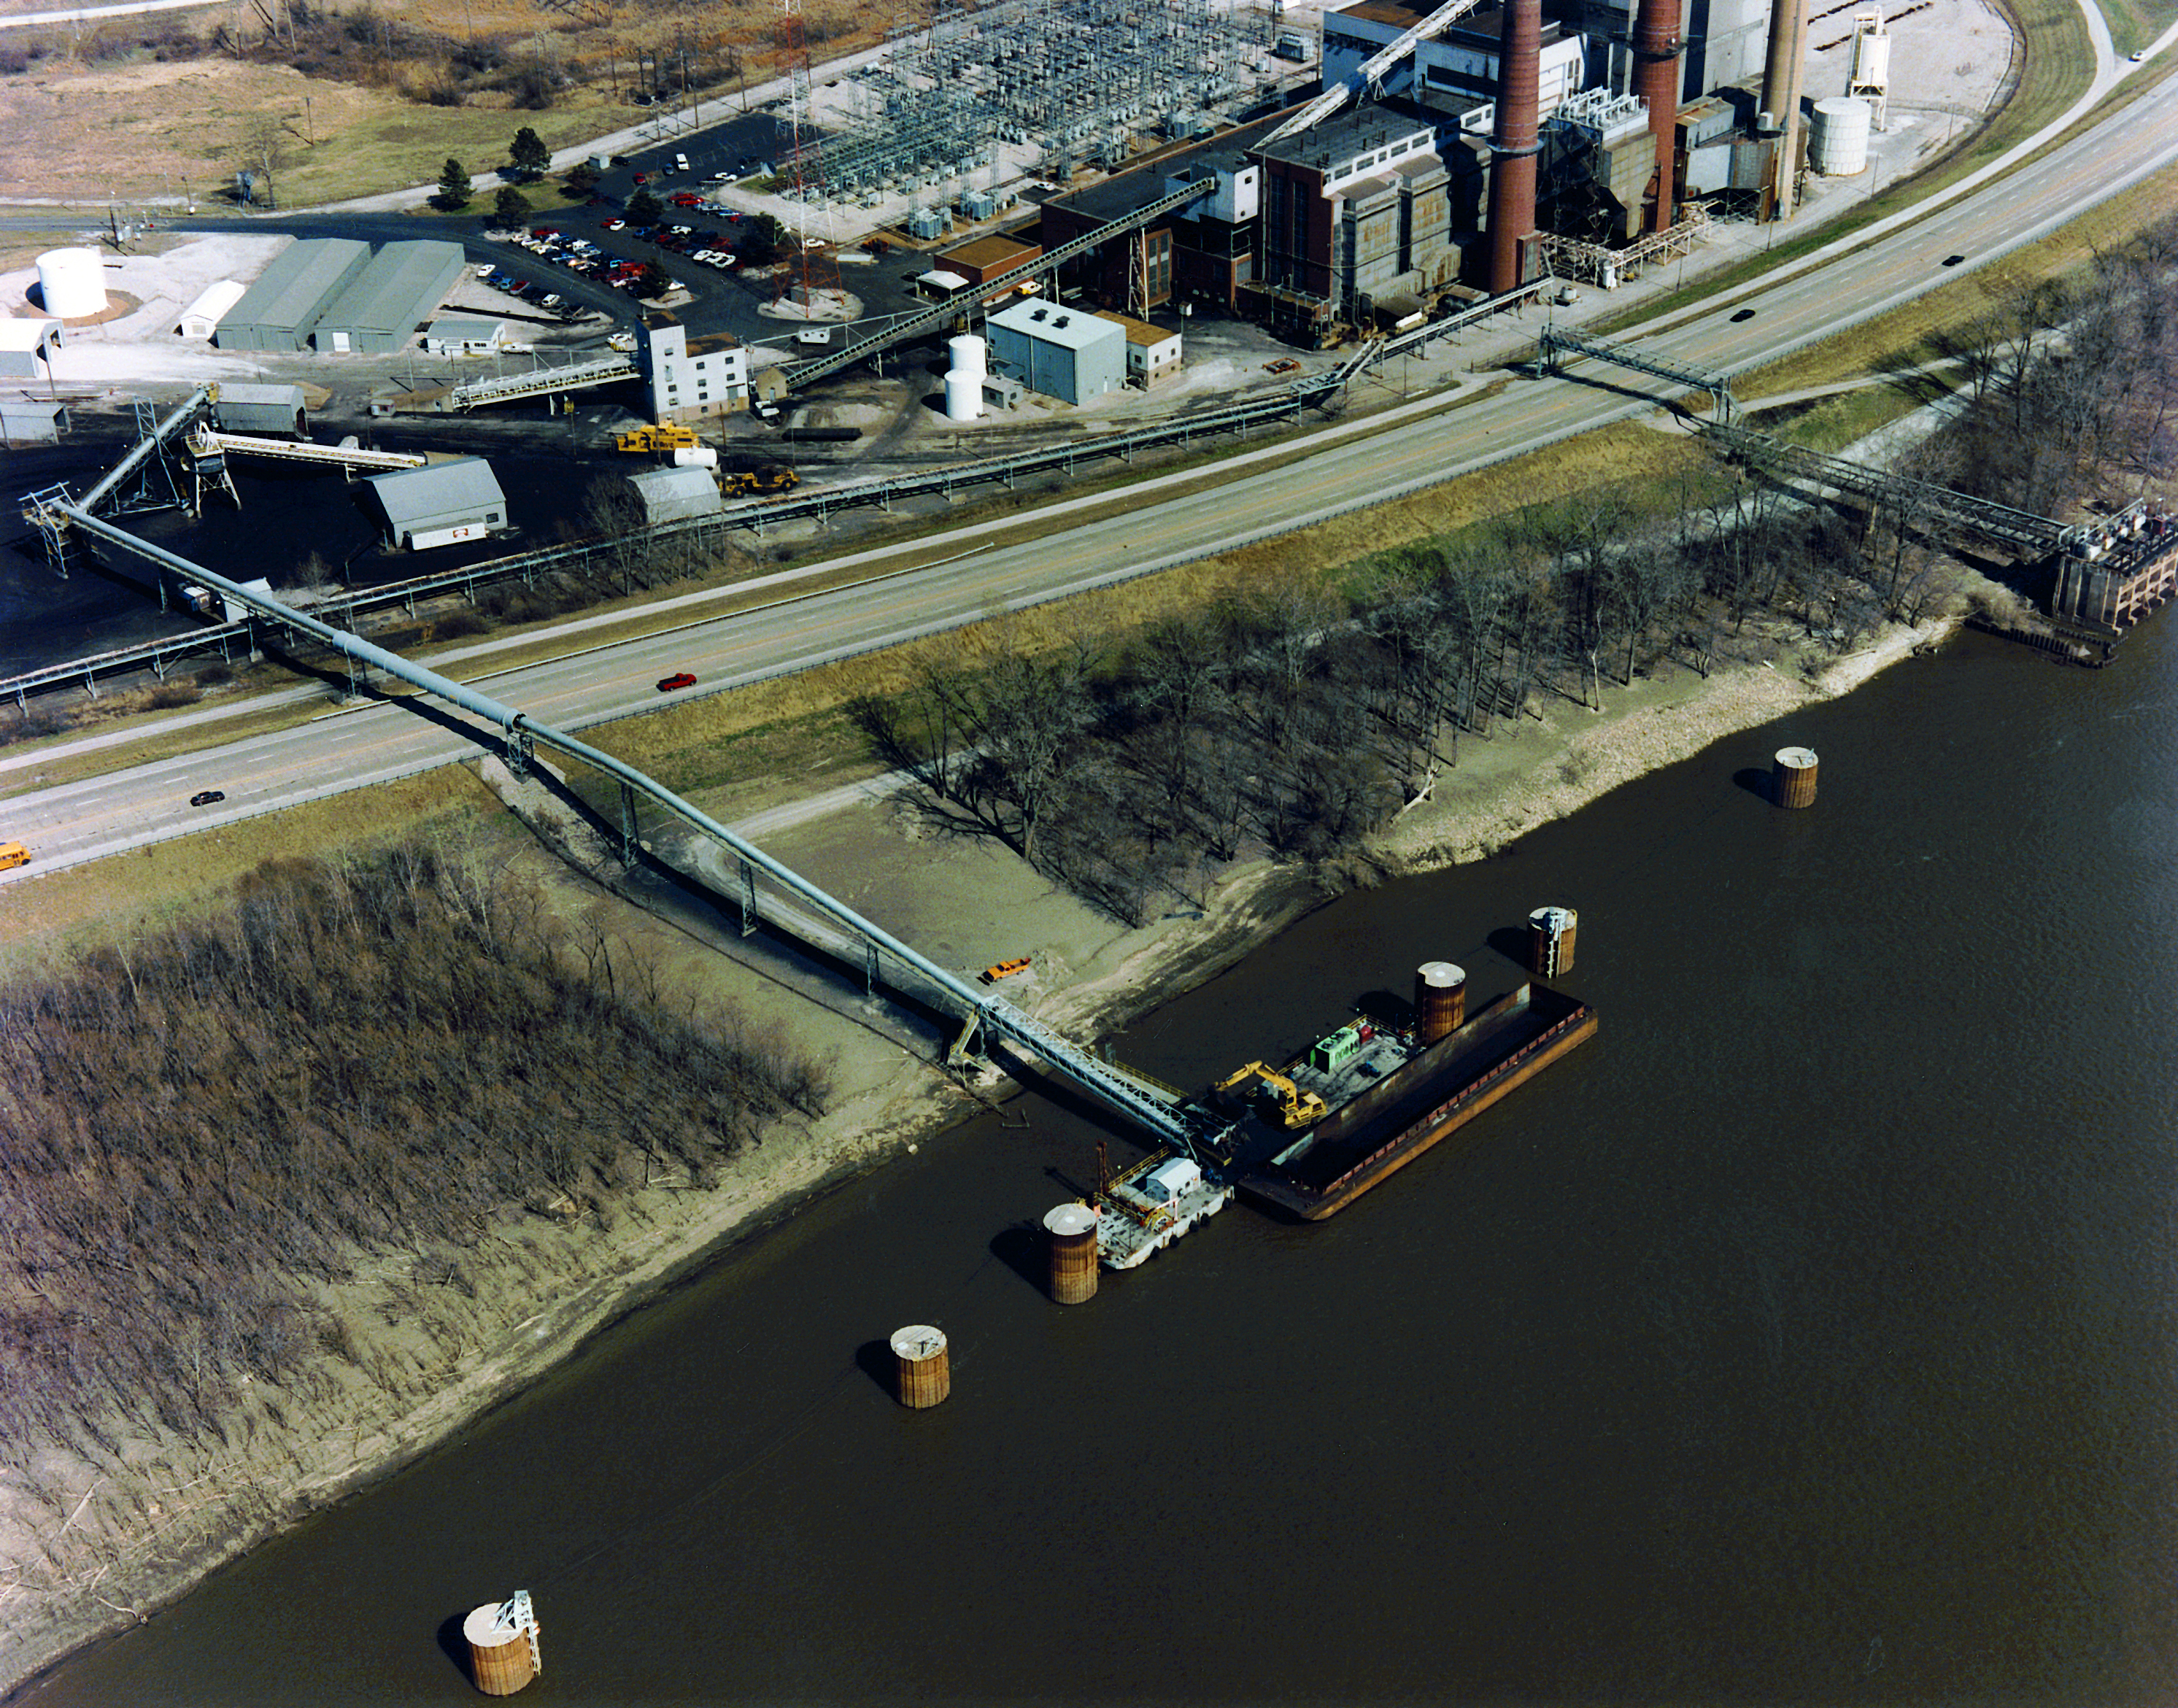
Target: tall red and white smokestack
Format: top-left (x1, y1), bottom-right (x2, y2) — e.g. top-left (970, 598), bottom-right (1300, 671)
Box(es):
top-left (1485, 0), bottom-right (1542, 294)
top-left (1761, 0), bottom-right (1810, 218)
top-left (1631, 0), bottom-right (1682, 231)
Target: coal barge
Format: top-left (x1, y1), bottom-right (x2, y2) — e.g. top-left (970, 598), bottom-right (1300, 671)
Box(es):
top-left (1225, 978), bottom-right (1596, 1221)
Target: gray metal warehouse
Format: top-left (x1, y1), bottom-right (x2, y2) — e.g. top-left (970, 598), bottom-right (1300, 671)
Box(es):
top-left (625, 465), bottom-right (723, 526)
top-left (214, 239), bottom-right (370, 351)
top-left (366, 457), bottom-right (508, 551)
top-left (210, 382), bottom-right (307, 437)
top-left (312, 241), bottom-right (466, 353)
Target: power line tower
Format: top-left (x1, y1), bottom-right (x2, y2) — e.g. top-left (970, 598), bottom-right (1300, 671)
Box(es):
top-left (773, 0), bottom-right (844, 317)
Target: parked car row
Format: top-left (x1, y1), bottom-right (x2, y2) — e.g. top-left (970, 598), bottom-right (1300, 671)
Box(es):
top-left (476, 262), bottom-right (584, 320)
top-left (506, 225), bottom-right (683, 301)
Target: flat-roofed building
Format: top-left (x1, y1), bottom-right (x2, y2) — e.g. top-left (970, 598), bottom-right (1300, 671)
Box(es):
top-left (933, 232), bottom-right (1042, 302)
top-left (643, 313), bottom-right (749, 422)
top-left (985, 296), bottom-right (1125, 405)
top-left (216, 238), bottom-right (370, 351)
top-left (423, 315), bottom-right (512, 355)
top-left (1092, 310), bottom-right (1183, 385)
top-left (313, 241), bottom-right (466, 353)
top-left (366, 457), bottom-right (509, 551)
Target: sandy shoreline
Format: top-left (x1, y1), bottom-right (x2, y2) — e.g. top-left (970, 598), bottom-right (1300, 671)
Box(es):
top-left (0, 601), bottom-right (1955, 1699)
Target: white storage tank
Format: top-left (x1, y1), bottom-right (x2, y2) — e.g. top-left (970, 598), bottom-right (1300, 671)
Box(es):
top-left (36, 247), bottom-right (106, 319)
top-left (669, 445), bottom-right (719, 468)
top-left (943, 368), bottom-right (982, 422)
top-left (1808, 98), bottom-right (1872, 175)
top-left (947, 333), bottom-right (986, 381)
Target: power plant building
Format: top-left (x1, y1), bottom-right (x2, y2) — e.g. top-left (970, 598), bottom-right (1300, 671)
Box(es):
top-left (365, 457), bottom-right (508, 551)
top-left (985, 297), bottom-right (1126, 404)
top-left (1323, 1), bottom-right (1588, 121)
top-left (215, 238), bottom-right (370, 351)
top-left (1253, 98), bottom-right (1478, 338)
top-left (311, 240), bottom-right (466, 352)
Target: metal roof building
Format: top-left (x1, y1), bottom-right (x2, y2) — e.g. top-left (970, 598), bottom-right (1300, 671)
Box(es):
top-left (312, 241), bottom-right (466, 353)
top-left (625, 465), bottom-right (722, 526)
top-left (177, 279), bottom-right (246, 340)
top-left (365, 457), bottom-right (508, 551)
top-left (0, 399), bottom-right (67, 445)
top-left (985, 296), bottom-right (1126, 405)
top-left (215, 239), bottom-right (370, 351)
top-left (210, 382), bottom-right (308, 436)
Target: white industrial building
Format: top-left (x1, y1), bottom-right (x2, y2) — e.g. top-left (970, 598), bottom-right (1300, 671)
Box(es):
top-left (424, 316), bottom-right (514, 356)
top-left (366, 457), bottom-right (508, 551)
top-left (643, 314), bottom-right (750, 422)
top-left (625, 465), bottom-right (724, 526)
top-left (0, 318), bottom-right (62, 381)
top-left (1093, 310), bottom-right (1183, 386)
top-left (177, 279), bottom-right (245, 341)
top-left (985, 297), bottom-right (1126, 406)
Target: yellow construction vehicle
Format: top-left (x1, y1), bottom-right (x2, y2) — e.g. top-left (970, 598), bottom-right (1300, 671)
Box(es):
top-left (1212, 1060), bottom-right (1328, 1129)
top-left (614, 422), bottom-right (700, 455)
top-left (721, 463), bottom-right (800, 497)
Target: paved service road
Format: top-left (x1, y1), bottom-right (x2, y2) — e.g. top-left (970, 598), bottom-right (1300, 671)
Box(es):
top-left (6, 63), bottom-right (2177, 880)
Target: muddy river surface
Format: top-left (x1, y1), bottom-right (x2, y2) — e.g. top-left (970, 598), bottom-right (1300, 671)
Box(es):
top-left (20, 619), bottom-right (2178, 1704)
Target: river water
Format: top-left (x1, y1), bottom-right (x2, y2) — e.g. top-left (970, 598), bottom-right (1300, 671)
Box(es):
top-left (18, 618), bottom-right (2178, 1704)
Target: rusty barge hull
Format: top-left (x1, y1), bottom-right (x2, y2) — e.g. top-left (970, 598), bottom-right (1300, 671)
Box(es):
top-left (1237, 982), bottom-right (1596, 1221)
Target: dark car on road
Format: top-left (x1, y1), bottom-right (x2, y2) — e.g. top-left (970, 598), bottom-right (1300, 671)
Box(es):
top-left (656, 672), bottom-right (698, 692)
top-left (190, 790), bottom-right (225, 806)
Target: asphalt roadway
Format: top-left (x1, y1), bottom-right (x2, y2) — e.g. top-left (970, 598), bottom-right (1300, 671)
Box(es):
top-left (5, 47), bottom-right (2177, 881)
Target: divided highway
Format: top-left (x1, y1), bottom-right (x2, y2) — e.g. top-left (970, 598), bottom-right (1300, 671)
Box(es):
top-left (7, 61), bottom-right (2177, 878)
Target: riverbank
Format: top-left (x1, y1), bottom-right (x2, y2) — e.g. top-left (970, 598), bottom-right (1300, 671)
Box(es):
top-left (0, 603), bottom-right (1958, 1701)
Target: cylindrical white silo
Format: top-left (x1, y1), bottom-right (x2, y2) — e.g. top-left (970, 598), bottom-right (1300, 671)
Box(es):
top-left (1848, 28), bottom-right (1891, 93)
top-left (943, 369), bottom-right (982, 422)
top-left (36, 247), bottom-right (105, 318)
top-left (948, 333), bottom-right (986, 381)
top-left (1808, 98), bottom-right (1872, 175)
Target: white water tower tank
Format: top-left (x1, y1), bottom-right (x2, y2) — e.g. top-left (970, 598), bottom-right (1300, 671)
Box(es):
top-left (948, 333), bottom-right (986, 380)
top-left (1808, 98), bottom-right (1872, 175)
top-left (36, 247), bottom-right (105, 318)
top-left (943, 368), bottom-right (982, 422)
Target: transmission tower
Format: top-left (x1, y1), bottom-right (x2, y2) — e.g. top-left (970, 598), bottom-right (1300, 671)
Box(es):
top-left (773, 0), bottom-right (843, 317)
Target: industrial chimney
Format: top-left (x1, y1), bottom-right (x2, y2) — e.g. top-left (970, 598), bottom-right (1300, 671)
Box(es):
top-left (1631, 0), bottom-right (1683, 231)
top-left (1760, 0), bottom-right (1811, 218)
top-left (1485, 0), bottom-right (1542, 294)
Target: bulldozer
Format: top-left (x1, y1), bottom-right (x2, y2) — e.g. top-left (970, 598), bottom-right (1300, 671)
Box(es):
top-left (1212, 1060), bottom-right (1328, 1129)
top-left (614, 421), bottom-right (700, 455)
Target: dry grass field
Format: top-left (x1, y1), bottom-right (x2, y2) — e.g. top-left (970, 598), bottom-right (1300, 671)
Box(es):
top-left (0, 0), bottom-right (900, 204)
